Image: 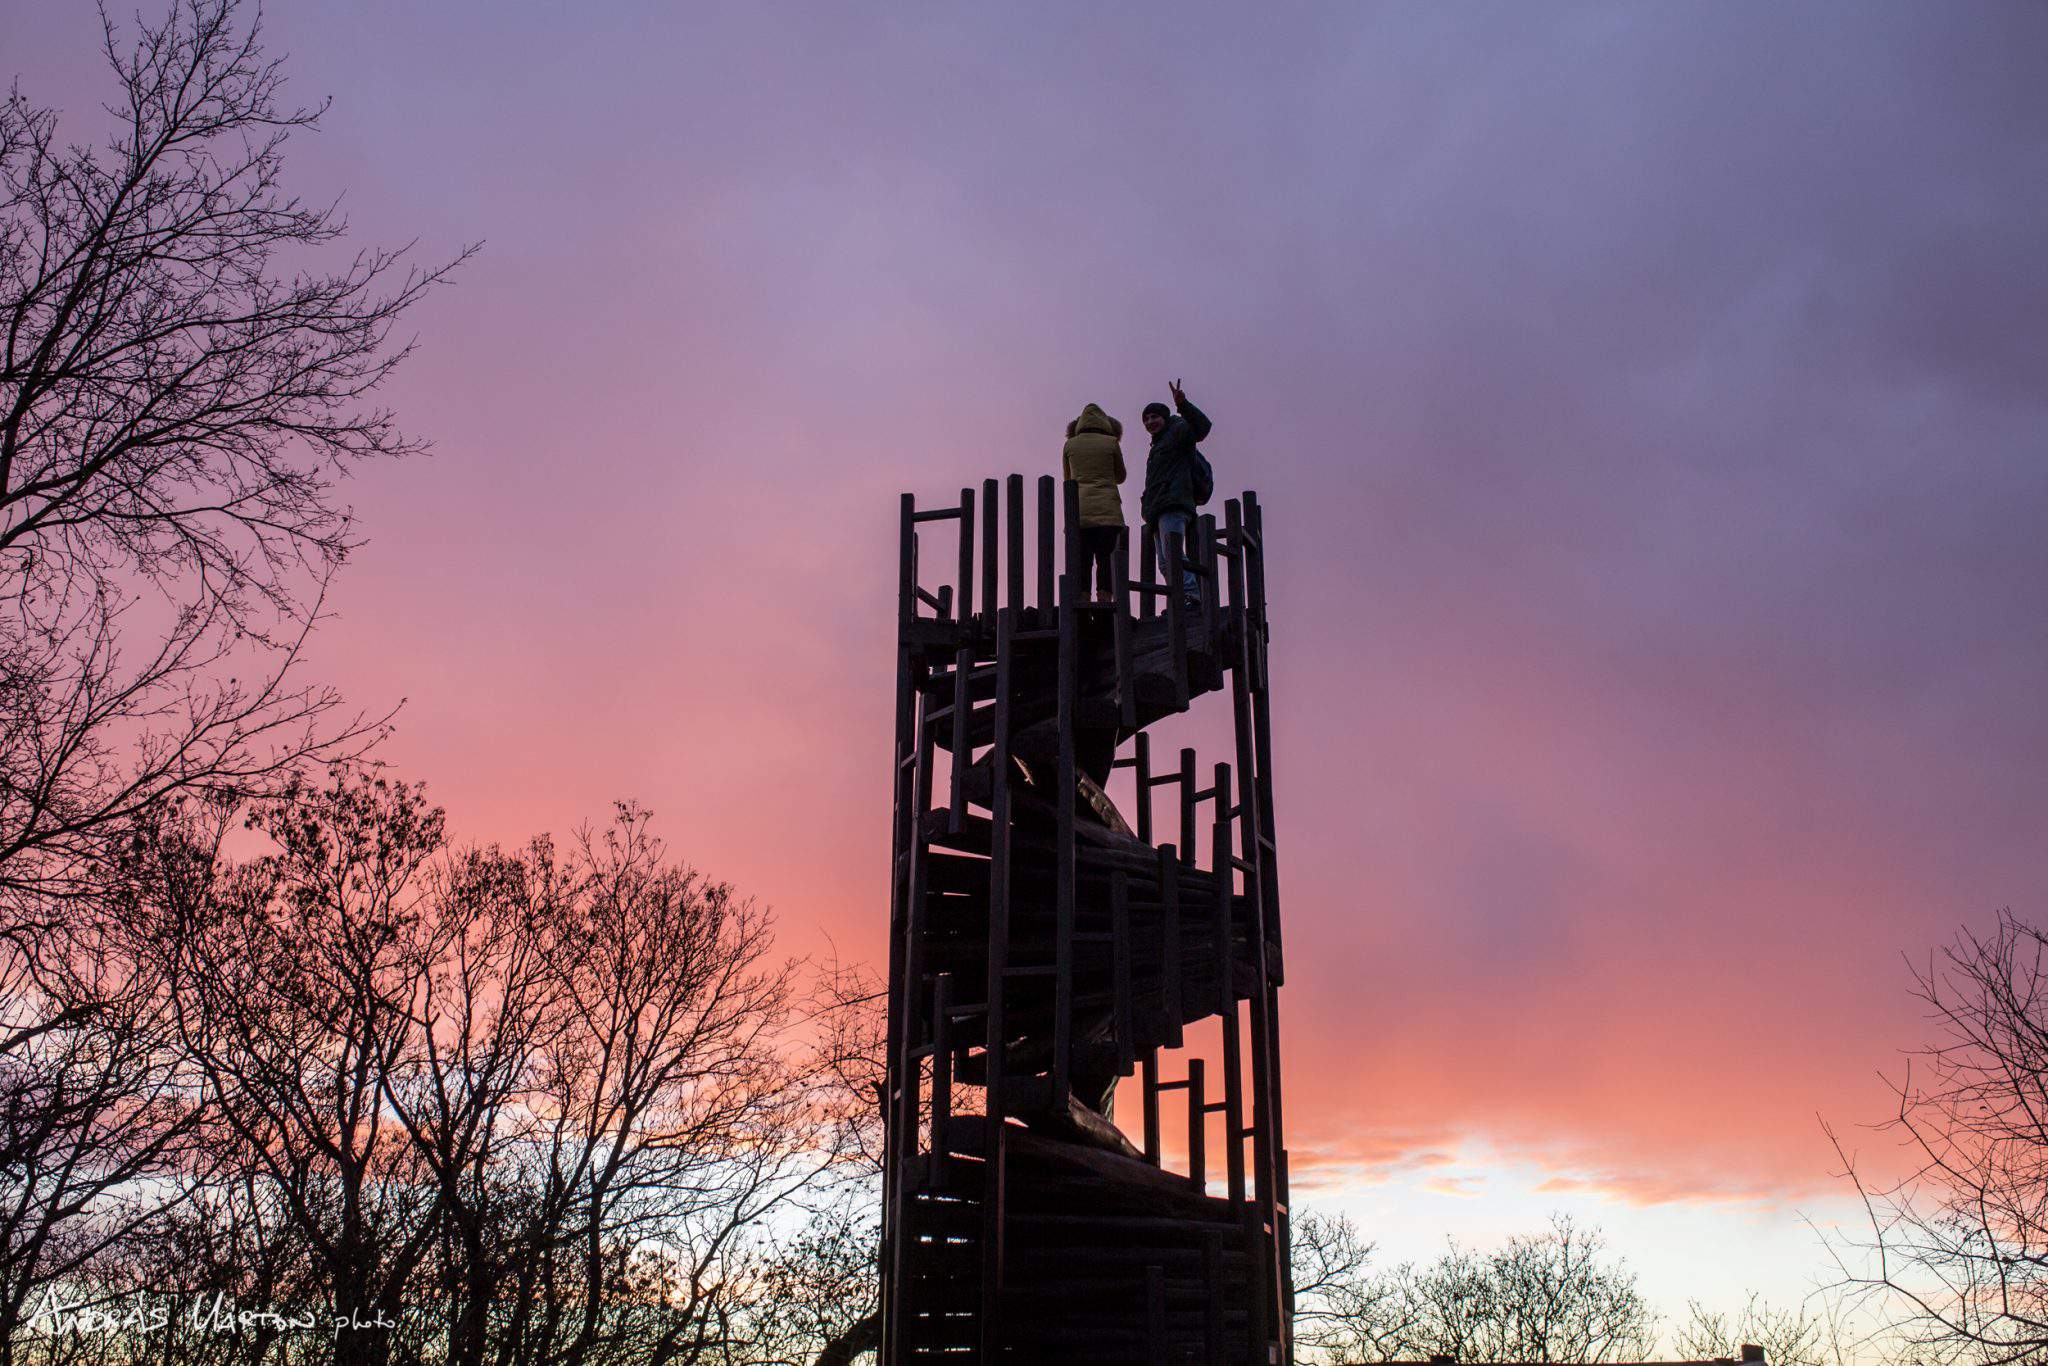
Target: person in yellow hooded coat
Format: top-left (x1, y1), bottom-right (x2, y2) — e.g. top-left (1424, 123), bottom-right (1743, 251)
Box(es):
top-left (1060, 402), bottom-right (1127, 603)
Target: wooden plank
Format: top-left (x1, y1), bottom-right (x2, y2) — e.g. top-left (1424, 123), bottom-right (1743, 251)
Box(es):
top-left (1132, 731), bottom-right (1154, 847)
top-left (981, 606), bottom-right (1016, 1361)
top-left (1036, 474), bottom-right (1055, 615)
top-left (1215, 775), bottom-right (1247, 1209)
top-left (1141, 1048), bottom-right (1161, 1166)
top-left (1160, 847), bottom-right (1184, 1048)
top-left (1226, 495), bottom-right (1291, 1359)
top-left (1054, 478), bottom-right (1083, 1115)
top-left (930, 972), bottom-right (952, 1185)
top-left (1112, 869), bottom-right (1133, 1072)
top-left (1007, 473), bottom-right (1026, 616)
top-left (887, 686), bottom-right (939, 1364)
top-left (1165, 524), bottom-right (1188, 705)
top-left (882, 502), bottom-right (915, 1366)
top-left (1114, 524), bottom-right (1136, 727)
top-left (956, 486), bottom-right (975, 624)
top-left (980, 477), bottom-right (998, 621)
top-left (1140, 515), bottom-right (1157, 620)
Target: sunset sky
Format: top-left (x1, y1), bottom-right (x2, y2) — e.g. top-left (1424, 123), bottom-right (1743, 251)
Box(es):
top-left (14, 0), bottom-right (2047, 1332)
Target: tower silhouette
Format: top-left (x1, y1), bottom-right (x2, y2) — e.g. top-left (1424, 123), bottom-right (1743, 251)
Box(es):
top-left (882, 475), bottom-right (1292, 1363)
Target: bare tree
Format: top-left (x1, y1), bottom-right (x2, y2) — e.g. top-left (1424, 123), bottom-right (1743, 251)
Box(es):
top-left (0, 5), bottom-right (463, 1349)
top-left (1, 0), bottom-right (468, 910)
top-left (0, 916), bottom-right (197, 1363)
top-left (1829, 909), bottom-right (2048, 1364)
top-left (140, 768), bottom-right (451, 1366)
top-left (732, 1201), bottom-right (880, 1366)
top-left (103, 772), bottom-right (857, 1366)
top-left (1673, 1293), bottom-right (1836, 1366)
top-left (1286, 1211), bottom-right (1657, 1365)
top-left (1289, 1209), bottom-right (1423, 1365)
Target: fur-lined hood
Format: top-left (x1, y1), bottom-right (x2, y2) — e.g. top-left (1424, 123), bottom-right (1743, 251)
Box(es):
top-left (1066, 403), bottom-right (1121, 440)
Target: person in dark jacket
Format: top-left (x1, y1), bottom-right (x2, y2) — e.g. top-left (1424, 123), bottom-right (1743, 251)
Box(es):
top-left (1140, 378), bottom-right (1210, 602)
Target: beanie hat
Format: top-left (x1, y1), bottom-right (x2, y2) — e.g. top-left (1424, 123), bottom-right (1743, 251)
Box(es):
top-left (1142, 401), bottom-right (1171, 423)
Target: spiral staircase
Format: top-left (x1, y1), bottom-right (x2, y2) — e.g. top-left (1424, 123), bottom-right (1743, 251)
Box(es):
top-left (882, 475), bottom-right (1292, 1364)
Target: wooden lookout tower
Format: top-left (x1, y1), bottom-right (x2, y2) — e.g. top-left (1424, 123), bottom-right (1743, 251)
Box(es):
top-left (883, 475), bottom-right (1292, 1363)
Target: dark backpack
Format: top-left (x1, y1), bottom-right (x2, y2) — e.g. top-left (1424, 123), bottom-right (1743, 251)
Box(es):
top-left (1189, 447), bottom-right (1214, 506)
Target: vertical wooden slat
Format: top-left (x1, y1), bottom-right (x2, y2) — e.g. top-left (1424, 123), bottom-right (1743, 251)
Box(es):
top-left (887, 687), bottom-right (939, 1362)
top-left (980, 606), bottom-right (1018, 1360)
top-left (1134, 731), bottom-right (1153, 845)
top-left (1006, 473), bottom-right (1025, 616)
top-left (949, 489), bottom-right (975, 832)
top-left (1179, 747), bottom-right (1197, 868)
top-left (956, 487), bottom-right (975, 623)
top-left (1227, 495), bottom-right (1289, 1363)
top-left (1165, 523), bottom-right (1188, 704)
top-left (1161, 846), bottom-right (1184, 1049)
top-left (1245, 490), bottom-right (1293, 1304)
top-left (980, 477), bottom-right (998, 621)
top-left (897, 494), bottom-right (916, 634)
top-left (1141, 1049), bottom-right (1161, 1165)
top-left (1036, 474), bottom-right (1055, 615)
top-left (1112, 869), bottom-right (1133, 1072)
top-left (1114, 524), bottom-right (1135, 726)
top-left (1245, 490), bottom-right (1281, 952)
top-left (1063, 477), bottom-right (1081, 596)
top-left (1214, 761), bottom-right (1247, 1209)
top-left (1187, 1057), bottom-right (1206, 1193)
top-left (1052, 560), bottom-right (1077, 1108)
top-left (929, 973), bottom-right (952, 1185)
top-left (1198, 510), bottom-right (1220, 641)
top-left (1140, 517), bottom-right (1158, 620)
top-left (881, 494), bottom-right (917, 1366)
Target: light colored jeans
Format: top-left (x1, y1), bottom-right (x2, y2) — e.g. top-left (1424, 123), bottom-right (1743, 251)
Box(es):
top-left (1153, 511), bottom-right (1198, 597)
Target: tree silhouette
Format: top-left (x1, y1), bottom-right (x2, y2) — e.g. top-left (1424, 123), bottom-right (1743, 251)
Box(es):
top-left (1831, 909), bottom-right (2048, 1364)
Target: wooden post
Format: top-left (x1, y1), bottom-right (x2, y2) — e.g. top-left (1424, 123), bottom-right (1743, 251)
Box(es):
top-left (1227, 496), bottom-right (1289, 1362)
top-left (1245, 490), bottom-right (1293, 1319)
top-left (881, 494), bottom-right (918, 1366)
top-left (946, 488), bottom-right (975, 833)
top-left (1245, 491), bottom-right (1280, 950)
top-left (1198, 510), bottom-right (1219, 641)
top-left (929, 972), bottom-right (952, 1184)
top-left (1112, 869), bottom-right (1133, 1072)
top-left (1036, 474), bottom-right (1055, 615)
top-left (1215, 762), bottom-right (1247, 1209)
top-left (956, 487), bottom-right (976, 623)
top-left (1063, 477), bottom-right (1081, 602)
top-left (1053, 554), bottom-right (1078, 1107)
top-left (1133, 731), bottom-right (1153, 845)
top-left (1187, 1057), bottom-right (1206, 1193)
top-left (1141, 1049), bottom-right (1161, 1165)
top-left (1140, 517), bottom-right (1158, 620)
top-left (1161, 845), bottom-right (1183, 1049)
top-left (886, 687), bottom-right (939, 1360)
top-left (1179, 747), bottom-right (1197, 868)
top-left (980, 607), bottom-right (1018, 1358)
top-left (1114, 524), bottom-right (1136, 726)
top-left (980, 478), bottom-right (998, 621)
top-left (1165, 524), bottom-right (1188, 704)
top-left (1006, 474), bottom-right (1025, 616)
